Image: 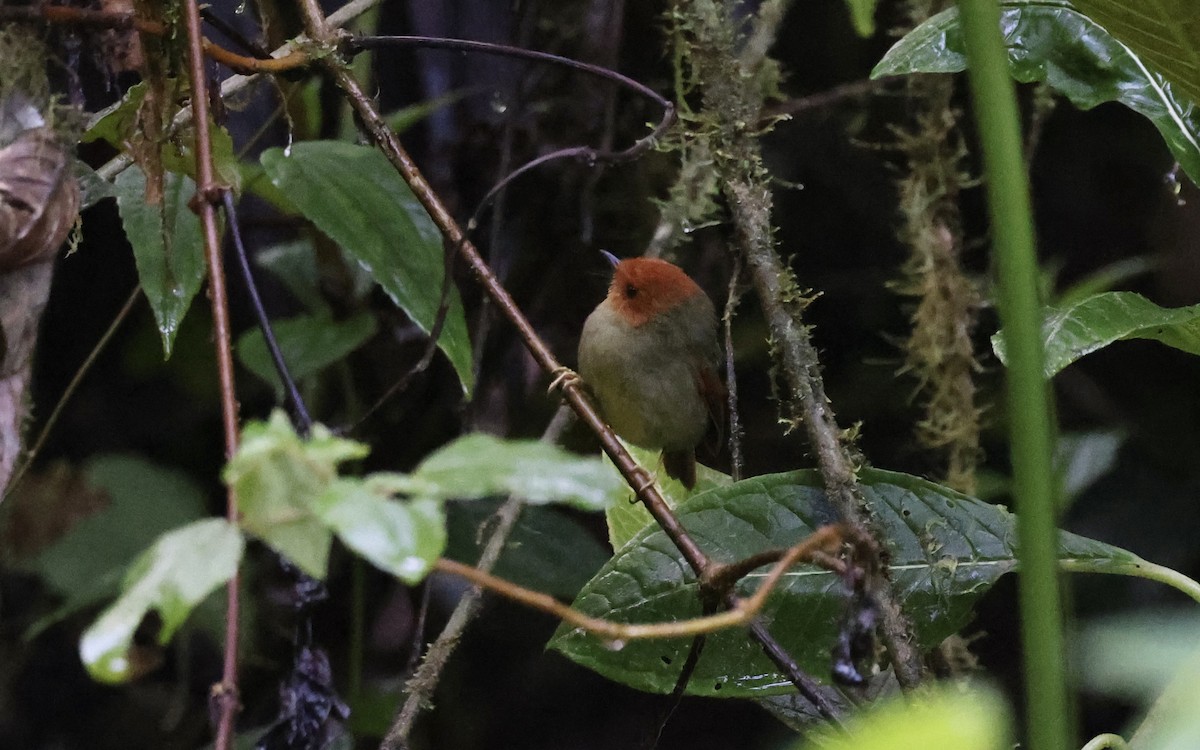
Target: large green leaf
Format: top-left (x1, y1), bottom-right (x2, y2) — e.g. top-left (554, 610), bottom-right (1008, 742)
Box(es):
top-left (550, 468), bottom-right (1138, 697)
top-left (314, 478), bottom-right (445, 584)
top-left (114, 165), bottom-right (207, 357)
top-left (260, 142), bottom-right (473, 395)
top-left (993, 291), bottom-right (1200, 377)
top-left (872, 1), bottom-right (1200, 183)
top-left (413, 434), bottom-right (622, 511)
top-left (26, 456), bottom-right (207, 629)
top-left (79, 518), bottom-right (244, 683)
top-left (1069, 0), bottom-right (1200, 107)
top-left (223, 411), bottom-right (369, 578)
top-left (236, 311), bottom-right (377, 393)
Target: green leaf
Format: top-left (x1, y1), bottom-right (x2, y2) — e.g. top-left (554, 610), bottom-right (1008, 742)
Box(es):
top-left (79, 518), bottom-right (244, 684)
top-left (114, 165), bottom-right (207, 357)
top-left (844, 0), bottom-right (876, 37)
top-left (260, 142), bottom-right (474, 395)
top-left (314, 479), bottom-right (445, 584)
top-left (446, 501), bottom-right (611, 598)
top-left (872, 1), bottom-right (1200, 183)
top-left (413, 434), bottom-right (621, 511)
top-left (223, 411), bottom-right (370, 578)
top-left (793, 684), bottom-right (1010, 750)
top-left (26, 456), bottom-right (207, 629)
top-left (254, 238), bottom-right (328, 312)
top-left (604, 441), bottom-right (732, 550)
top-left (236, 311), bottom-right (377, 393)
top-left (992, 291), bottom-right (1200, 377)
top-left (1069, 0), bottom-right (1200, 107)
top-left (550, 468), bottom-right (1139, 697)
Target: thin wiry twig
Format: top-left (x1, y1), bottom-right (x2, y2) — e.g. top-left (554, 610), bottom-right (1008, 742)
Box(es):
top-left (222, 189), bottom-right (314, 436)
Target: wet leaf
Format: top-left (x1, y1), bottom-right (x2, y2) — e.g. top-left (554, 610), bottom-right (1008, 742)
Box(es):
top-left (872, 1), bottom-right (1200, 183)
top-left (993, 291), bottom-right (1200, 377)
top-left (551, 469), bottom-right (1139, 697)
top-left (260, 142), bottom-right (473, 395)
top-left (114, 165), bottom-right (206, 357)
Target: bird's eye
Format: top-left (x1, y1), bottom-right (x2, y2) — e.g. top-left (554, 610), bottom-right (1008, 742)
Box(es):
top-left (625, 283), bottom-right (638, 298)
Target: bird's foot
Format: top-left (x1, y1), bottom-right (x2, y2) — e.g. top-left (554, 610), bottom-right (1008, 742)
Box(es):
top-left (629, 465), bottom-right (658, 498)
top-left (547, 366), bottom-right (582, 394)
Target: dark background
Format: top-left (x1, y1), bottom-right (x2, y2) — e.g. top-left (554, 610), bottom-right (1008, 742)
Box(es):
top-left (2, 0), bottom-right (1198, 747)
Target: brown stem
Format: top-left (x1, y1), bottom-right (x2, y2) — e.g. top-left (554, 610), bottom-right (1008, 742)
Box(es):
top-left (0, 5), bottom-right (309, 74)
top-left (290, 0), bottom-right (836, 713)
top-left (671, 0), bottom-right (926, 688)
top-left (179, 1), bottom-right (242, 746)
top-left (301, 23), bottom-right (710, 574)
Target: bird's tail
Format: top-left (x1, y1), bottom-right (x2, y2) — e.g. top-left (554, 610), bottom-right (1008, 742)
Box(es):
top-left (662, 449), bottom-right (696, 490)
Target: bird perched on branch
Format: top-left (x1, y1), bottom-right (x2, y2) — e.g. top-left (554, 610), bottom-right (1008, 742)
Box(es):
top-left (576, 251), bottom-right (725, 489)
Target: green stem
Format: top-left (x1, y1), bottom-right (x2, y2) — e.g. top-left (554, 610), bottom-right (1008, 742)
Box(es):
top-left (956, 2), bottom-right (1070, 750)
top-left (1060, 558), bottom-right (1200, 605)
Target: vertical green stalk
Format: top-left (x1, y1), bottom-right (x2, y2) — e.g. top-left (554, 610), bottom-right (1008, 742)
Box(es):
top-left (955, 2), bottom-right (1069, 750)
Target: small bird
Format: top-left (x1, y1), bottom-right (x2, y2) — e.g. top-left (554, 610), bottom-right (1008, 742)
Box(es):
top-left (577, 251), bottom-right (724, 489)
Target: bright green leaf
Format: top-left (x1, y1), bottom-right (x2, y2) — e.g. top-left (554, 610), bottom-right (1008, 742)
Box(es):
top-left (236, 312), bottom-right (377, 393)
top-left (993, 291), bottom-right (1200, 377)
top-left (314, 479), bottom-right (445, 584)
top-left (260, 142), bottom-right (474, 395)
top-left (605, 441), bottom-right (732, 550)
top-left (414, 434), bottom-right (621, 511)
top-left (794, 684), bottom-right (1011, 750)
top-left (551, 468), bottom-right (1140, 697)
top-left (79, 518), bottom-right (243, 683)
top-left (26, 456), bottom-right (207, 631)
top-left (114, 165), bottom-right (207, 357)
top-left (872, 1), bottom-right (1200, 183)
top-left (223, 411), bottom-right (370, 578)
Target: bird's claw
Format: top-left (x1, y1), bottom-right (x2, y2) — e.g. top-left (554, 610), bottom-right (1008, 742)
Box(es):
top-left (548, 366), bottom-right (582, 395)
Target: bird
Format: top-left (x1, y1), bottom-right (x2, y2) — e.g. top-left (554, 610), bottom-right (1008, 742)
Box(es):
top-left (576, 251), bottom-right (725, 489)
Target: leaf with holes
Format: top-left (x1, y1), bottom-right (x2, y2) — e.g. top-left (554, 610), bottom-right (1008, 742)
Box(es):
top-left (872, 1), bottom-right (1200, 183)
top-left (550, 468), bottom-right (1139, 697)
top-left (993, 291), bottom-right (1200, 377)
top-left (260, 142), bottom-right (473, 394)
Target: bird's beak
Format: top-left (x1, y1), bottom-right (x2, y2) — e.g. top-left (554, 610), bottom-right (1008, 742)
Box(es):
top-left (600, 249), bottom-right (620, 268)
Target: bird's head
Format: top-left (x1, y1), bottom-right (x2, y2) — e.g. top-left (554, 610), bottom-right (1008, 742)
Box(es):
top-left (602, 252), bottom-right (705, 328)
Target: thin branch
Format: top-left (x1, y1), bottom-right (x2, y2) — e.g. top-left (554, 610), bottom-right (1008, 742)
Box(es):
top-left (221, 190), bottom-right (314, 436)
top-left (2, 286), bottom-right (139, 504)
top-left (178, 1), bottom-right (242, 746)
top-left (0, 5), bottom-right (308, 74)
top-left (433, 524), bottom-right (845, 641)
top-left (293, 2), bottom-right (836, 713)
top-left (346, 35), bottom-right (675, 233)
